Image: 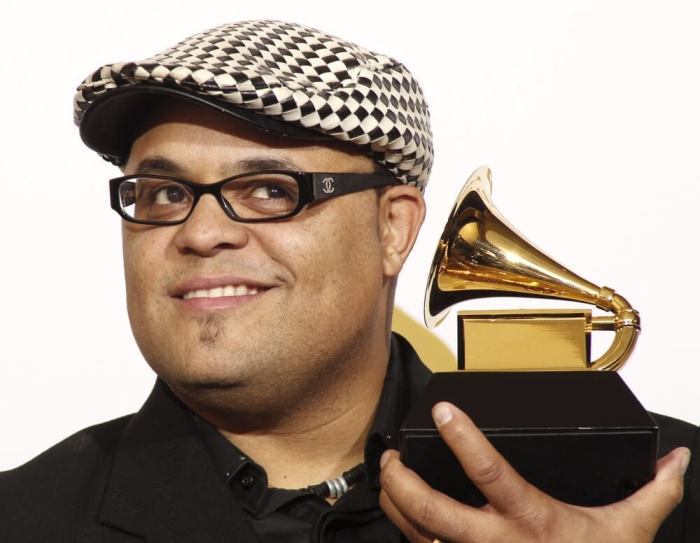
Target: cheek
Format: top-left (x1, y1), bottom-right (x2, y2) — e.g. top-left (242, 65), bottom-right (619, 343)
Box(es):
top-left (122, 228), bottom-right (171, 317)
top-left (276, 203), bottom-right (384, 307)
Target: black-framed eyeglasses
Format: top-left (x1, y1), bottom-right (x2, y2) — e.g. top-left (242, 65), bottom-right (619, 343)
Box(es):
top-left (109, 170), bottom-right (398, 225)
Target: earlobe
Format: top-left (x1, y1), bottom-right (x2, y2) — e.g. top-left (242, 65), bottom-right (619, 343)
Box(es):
top-left (378, 185), bottom-right (426, 278)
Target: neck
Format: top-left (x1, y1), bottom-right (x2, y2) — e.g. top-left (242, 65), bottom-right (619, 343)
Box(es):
top-left (176, 331), bottom-right (392, 489)
top-left (220, 383), bottom-right (381, 489)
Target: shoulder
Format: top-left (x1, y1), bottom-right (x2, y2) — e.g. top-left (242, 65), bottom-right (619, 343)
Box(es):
top-left (652, 412), bottom-right (700, 454)
top-left (0, 415), bottom-right (133, 528)
top-left (0, 414), bottom-right (132, 482)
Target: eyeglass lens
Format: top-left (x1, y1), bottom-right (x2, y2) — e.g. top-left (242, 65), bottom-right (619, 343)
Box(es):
top-left (118, 173), bottom-right (302, 222)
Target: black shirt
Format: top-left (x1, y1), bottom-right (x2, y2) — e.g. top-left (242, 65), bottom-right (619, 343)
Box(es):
top-left (1, 333), bottom-right (698, 542)
top-left (193, 333), bottom-right (432, 543)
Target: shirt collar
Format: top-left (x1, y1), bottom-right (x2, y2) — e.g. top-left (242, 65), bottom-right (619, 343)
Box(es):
top-left (364, 333), bottom-right (432, 487)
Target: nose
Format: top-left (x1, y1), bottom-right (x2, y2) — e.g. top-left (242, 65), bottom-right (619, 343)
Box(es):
top-left (172, 194), bottom-right (250, 256)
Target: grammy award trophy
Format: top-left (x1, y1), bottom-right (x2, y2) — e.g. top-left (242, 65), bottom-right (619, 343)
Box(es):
top-left (399, 166), bottom-right (656, 507)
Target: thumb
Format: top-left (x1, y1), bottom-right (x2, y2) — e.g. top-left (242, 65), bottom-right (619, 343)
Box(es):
top-left (619, 447), bottom-right (690, 534)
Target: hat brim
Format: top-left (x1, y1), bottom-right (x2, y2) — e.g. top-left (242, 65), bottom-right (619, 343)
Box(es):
top-left (79, 85), bottom-right (331, 164)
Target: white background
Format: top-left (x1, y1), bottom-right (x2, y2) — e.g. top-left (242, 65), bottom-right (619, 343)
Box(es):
top-left (0, 1), bottom-right (698, 470)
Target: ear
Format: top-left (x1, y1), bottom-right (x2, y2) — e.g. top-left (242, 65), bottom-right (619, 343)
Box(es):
top-left (377, 184), bottom-right (426, 278)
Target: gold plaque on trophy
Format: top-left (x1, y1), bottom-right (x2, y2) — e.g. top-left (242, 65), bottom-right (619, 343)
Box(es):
top-left (457, 309), bottom-right (591, 370)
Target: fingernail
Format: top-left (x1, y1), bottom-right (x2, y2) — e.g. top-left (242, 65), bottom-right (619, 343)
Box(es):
top-left (432, 403), bottom-right (453, 427)
top-left (380, 449), bottom-right (391, 469)
top-left (680, 450), bottom-right (691, 476)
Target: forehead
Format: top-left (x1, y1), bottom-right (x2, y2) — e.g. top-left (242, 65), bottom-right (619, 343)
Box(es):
top-left (125, 101), bottom-right (377, 177)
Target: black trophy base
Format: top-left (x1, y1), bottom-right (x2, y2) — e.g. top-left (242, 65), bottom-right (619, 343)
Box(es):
top-left (399, 372), bottom-right (658, 507)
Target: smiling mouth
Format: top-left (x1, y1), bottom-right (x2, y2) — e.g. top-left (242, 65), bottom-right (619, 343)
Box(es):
top-left (181, 285), bottom-right (265, 299)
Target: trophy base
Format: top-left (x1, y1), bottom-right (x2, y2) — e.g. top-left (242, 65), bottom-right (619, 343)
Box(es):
top-left (399, 372), bottom-right (658, 507)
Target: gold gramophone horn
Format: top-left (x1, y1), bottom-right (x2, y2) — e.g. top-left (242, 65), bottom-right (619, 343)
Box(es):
top-left (424, 166), bottom-right (640, 371)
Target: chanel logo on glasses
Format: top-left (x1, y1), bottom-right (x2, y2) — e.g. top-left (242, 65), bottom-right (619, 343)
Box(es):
top-left (322, 177), bottom-right (335, 194)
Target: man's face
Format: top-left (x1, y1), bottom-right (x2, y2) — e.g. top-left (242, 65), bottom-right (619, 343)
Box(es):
top-left (122, 102), bottom-right (393, 419)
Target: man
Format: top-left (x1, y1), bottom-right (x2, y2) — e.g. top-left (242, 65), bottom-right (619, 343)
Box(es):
top-left (1, 19), bottom-right (698, 542)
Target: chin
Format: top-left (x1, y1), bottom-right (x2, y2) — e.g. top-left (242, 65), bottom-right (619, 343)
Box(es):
top-left (141, 351), bottom-right (247, 394)
top-left (174, 375), bottom-right (245, 392)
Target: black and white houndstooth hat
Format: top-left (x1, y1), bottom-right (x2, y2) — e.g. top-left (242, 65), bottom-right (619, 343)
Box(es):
top-left (74, 19), bottom-right (433, 191)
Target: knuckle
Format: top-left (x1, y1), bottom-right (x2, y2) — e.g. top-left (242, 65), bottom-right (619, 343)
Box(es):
top-left (379, 458), bottom-right (400, 488)
top-left (606, 498), bottom-right (668, 541)
top-left (470, 456), bottom-right (505, 486)
top-left (663, 478), bottom-right (684, 506)
top-left (414, 496), bottom-right (437, 527)
top-left (637, 520), bottom-right (661, 541)
top-left (622, 505), bottom-right (661, 542)
top-left (510, 502), bottom-right (555, 539)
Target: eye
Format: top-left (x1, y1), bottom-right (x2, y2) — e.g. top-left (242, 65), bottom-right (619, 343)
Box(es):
top-left (154, 184), bottom-right (188, 205)
top-left (222, 173), bottom-right (300, 218)
top-left (249, 183), bottom-right (294, 200)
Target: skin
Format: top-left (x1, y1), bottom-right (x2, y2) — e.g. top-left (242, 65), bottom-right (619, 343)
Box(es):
top-left (122, 101), bottom-right (425, 488)
top-left (121, 100), bottom-right (688, 537)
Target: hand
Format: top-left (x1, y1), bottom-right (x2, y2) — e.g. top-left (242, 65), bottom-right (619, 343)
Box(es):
top-left (380, 402), bottom-right (690, 543)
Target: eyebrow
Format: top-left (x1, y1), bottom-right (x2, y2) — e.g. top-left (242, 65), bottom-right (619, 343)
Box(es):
top-left (133, 156), bottom-right (186, 176)
top-left (132, 155), bottom-right (305, 177)
top-left (236, 157), bottom-right (303, 172)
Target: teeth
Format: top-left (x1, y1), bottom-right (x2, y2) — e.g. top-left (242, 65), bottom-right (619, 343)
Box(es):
top-left (182, 285), bottom-right (261, 299)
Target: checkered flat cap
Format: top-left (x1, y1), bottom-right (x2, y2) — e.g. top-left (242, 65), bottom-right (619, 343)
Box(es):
top-left (74, 19), bottom-right (433, 191)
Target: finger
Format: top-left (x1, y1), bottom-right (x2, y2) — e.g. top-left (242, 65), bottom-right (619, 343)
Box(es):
top-left (432, 402), bottom-right (546, 516)
top-left (380, 449), bottom-right (489, 542)
top-left (379, 487), bottom-right (437, 543)
top-left (617, 447), bottom-right (690, 534)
